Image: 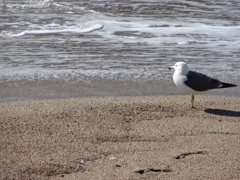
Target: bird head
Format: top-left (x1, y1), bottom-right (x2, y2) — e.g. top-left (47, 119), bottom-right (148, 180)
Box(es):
top-left (169, 62), bottom-right (189, 75)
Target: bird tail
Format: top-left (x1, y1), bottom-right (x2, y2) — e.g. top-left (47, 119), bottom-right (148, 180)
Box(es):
top-left (220, 82), bottom-right (237, 88)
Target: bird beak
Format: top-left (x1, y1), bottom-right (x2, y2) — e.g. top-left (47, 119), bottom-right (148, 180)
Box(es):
top-left (169, 66), bottom-right (174, 70)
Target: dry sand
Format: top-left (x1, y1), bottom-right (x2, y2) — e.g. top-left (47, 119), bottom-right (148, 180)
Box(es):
top-left (1, 95), bottom-right (240, 180)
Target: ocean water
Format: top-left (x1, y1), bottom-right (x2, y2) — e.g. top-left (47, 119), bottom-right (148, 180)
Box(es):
top-left (0, 0), bottom-right (240, 100)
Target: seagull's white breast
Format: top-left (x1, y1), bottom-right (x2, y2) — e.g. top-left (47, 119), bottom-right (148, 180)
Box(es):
top-left (173, 72), bottom-right (202, 95)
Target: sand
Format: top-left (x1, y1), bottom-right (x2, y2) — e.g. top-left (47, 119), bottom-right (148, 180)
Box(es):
top-left (1, 95), bottom-right (240, 180)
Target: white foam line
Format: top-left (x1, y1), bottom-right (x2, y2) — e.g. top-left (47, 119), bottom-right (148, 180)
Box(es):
top-left (12, 24), bottom-right (104, 37)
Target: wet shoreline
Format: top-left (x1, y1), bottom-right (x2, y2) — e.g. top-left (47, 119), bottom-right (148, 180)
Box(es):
top-left (0, 76), bottom-right (239, 103)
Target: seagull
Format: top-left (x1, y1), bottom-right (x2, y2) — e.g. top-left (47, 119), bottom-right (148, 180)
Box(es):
top-left (169, 62), bottom-right (237, 108)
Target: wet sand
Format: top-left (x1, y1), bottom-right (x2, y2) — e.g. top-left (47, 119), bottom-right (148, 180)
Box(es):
top-left (1, 95), bottom-right (240, 180)
top-left (0, 77), bottom-right (239, 103)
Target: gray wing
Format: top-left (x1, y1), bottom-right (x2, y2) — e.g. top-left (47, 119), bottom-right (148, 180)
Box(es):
top-left (185, 71), bottom-right (222, 91)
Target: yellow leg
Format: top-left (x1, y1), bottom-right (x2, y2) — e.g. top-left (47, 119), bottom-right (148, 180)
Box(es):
top-left (190, 94), bottom-right (194, 108)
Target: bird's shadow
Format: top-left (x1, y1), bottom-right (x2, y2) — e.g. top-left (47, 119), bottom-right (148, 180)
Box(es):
top-left (204, 108), bottom-right (240, 118)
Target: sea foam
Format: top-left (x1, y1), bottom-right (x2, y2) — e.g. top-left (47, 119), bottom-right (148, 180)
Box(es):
top-left (12, 24), bottom-right (104, 37)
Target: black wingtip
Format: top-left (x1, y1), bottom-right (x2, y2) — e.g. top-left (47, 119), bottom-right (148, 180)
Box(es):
top-left (221, 82), bottom-right (237, 88)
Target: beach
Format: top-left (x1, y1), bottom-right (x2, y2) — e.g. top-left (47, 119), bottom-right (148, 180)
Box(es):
top-left (1, 1), bottom-right (240, 179)
top-left (1, 95), bottom-right (239, 180)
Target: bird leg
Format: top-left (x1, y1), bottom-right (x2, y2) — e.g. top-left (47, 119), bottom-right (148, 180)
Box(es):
top-left (190, 94), bottom-right (194, 108)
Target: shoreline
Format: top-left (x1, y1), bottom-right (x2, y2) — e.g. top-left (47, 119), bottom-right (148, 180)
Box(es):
top-left (0, 76), bottom-right (239, 103)
top-left (1, 95), bottom-right (239, 179)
